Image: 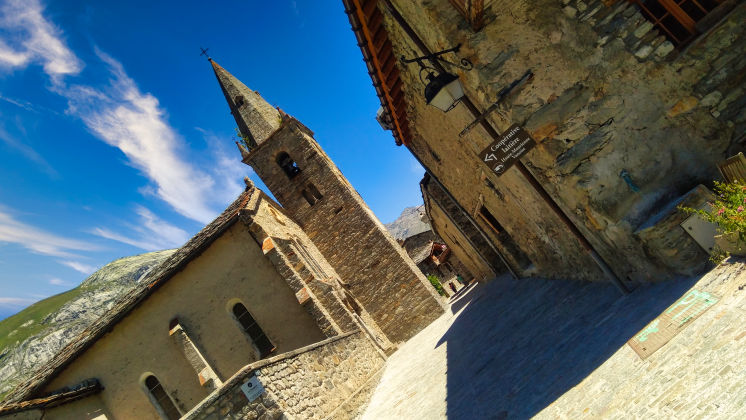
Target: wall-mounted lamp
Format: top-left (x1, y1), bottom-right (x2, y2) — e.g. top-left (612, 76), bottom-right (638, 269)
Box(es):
top-left (400, 43), bottom-right (472, 112)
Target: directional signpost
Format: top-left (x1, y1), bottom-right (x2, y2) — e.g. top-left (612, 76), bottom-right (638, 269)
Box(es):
top-left (480, 124), bottom-right (536, 176)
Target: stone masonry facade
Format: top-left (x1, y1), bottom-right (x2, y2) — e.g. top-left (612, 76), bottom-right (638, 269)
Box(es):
top-left (244, 118), bottom-right (446, 343)
top-left (210, 58), bottom-right (446, 344)
top-left (183, 332), bottom-right (385, 420)
top-left (359, 0), bottom-right (746, 285)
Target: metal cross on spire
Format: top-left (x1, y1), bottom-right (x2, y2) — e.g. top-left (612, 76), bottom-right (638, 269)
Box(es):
top-left (199, 47), bottom-right (211, 60)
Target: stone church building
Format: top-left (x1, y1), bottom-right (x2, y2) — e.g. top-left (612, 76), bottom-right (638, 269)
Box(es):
top-left (0, 60), bottom-right (444, 419)
top-left (344, 0), bottom-right (745, 290)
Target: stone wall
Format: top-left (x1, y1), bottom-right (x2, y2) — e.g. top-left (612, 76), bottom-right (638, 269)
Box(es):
top-left (420, 174), bottom-right (504, 281)
top-left (246, 118), bottom-right (445, 343)
top-left (240, 190), bottom-right (394, 351)
top-left (39, 222), bottom-right (328, 419)
top-left (182, 331), bottom-right (385, 420)
top-left (382, 0), bottom-right (746, 284)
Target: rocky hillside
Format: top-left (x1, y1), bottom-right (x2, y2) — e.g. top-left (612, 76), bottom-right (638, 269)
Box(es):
top-left (0, 250), bottom-right (175, 400)
top-left (385, 205), bottom-right (431, 240)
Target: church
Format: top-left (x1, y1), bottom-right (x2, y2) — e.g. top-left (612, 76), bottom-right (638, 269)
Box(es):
top-left (0, 59), bottom-right (444, 419)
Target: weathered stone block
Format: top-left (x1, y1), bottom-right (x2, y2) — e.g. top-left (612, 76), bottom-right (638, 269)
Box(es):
top-left (634, 185), bottom-right (714, 276)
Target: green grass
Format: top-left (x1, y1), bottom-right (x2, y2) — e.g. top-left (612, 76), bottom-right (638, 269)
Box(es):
top-left (0, 287), bottom-right (84, 355)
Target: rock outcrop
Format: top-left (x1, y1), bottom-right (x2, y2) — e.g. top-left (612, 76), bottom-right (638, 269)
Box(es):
top-left (385, 205), bottom-right (431, 240)
top-left (0, 250), bottom-right (175, 400)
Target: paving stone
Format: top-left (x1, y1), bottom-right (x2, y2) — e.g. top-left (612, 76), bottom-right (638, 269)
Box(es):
top-left (362, 260), bottom-right (746, 419)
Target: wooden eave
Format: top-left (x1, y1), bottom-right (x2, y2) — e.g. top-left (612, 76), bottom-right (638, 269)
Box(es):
top-left (0, 379), bottom-right (102, 415)
top-left (343, 0), bottom-right (412, 146)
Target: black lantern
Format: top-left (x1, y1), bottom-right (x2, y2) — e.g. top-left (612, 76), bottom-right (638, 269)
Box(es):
top-left (424, 71), bottom-right (465, 112)
top-left (401, 44), bottom-right (472, 112)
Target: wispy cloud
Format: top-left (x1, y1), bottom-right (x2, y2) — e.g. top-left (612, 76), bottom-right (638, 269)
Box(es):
top-left (59, 260), bottom-right (97, 275)
top-left (196, 127), bottom-right (248, 204)
top-left (0, 296), bottom-right (37, 308)
top-left (0, 0), bottom-right (82, 80)
top-left (92, 205), bottom-right (188, 251)
top-left (48, 277), bottom-right (70, 286)
top-left (409, 156), bottom-right (424, 175)
top-left (58, 50), bottom-right (232, 224)
top-left (1, 0), bottom-right (244, 227)
top-left (0, 124), bottom-right (57, 177)
top-left (0, 93), bottom-right (38, 112)
top-left (0, 207), bottom-right (97, 257)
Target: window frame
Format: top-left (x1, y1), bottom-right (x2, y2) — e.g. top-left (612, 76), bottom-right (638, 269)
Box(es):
top-left (231, 302), bottom-right (276, 358)
top-left (628, 0), bottom-right (725, 47)
top-left (141, 373), bottom-right (181, 420)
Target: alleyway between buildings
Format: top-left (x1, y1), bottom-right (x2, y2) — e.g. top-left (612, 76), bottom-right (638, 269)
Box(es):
top-left (361, 260), bottom-right (746, 419)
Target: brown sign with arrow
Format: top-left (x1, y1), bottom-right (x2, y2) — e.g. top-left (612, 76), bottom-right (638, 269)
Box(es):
top-left (480, 124), bottom-right (536, 176)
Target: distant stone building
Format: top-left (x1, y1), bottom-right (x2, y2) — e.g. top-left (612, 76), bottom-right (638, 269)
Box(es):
top-left (0, 58), bottom-right (446, 420)
top-left (344, 0), bottom-right (745, 288)
top-left (400, 229), bottom-right (473, 293)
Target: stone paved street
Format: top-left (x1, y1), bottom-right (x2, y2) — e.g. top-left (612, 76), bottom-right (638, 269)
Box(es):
top-left (361, 260), bottom-right (746, 419)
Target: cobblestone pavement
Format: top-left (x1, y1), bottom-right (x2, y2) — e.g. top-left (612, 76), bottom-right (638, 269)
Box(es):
top-left (361, 260), bottom-right (746, 419)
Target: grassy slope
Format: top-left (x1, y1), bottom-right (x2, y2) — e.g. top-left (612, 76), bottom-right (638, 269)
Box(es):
top-left (0, 287), bottom-right (83, 355)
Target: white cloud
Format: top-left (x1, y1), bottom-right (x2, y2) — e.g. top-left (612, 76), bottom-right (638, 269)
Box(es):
top-left (48, 277), bottom-right (69, 286)
top-left (196, 127), bottom-right (248, 205)
top-left (409, 156), bottom-right (424, 175)
top-left (59, 260), bottom-right (97, 275)
top-left (0, 207), bottom-right (97, 257)
top-left (58, 51), bottom-right (223, 224)
top-left (91, 205), bottom-right (188, 251)
top-left (0, 0), bottom-right (82, 79)
top-left (0, 0), bottom-right (245, 227)
top-left (0, 296), bottom-right (37, 307)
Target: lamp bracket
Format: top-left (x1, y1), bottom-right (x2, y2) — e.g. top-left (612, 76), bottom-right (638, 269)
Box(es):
top-left (400, 43), bottom-right (473, 72)
top-left (459, 69), bottom-right (534, 137)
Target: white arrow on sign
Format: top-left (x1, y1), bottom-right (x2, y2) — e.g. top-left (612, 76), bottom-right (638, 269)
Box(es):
top-left (484, 153), bottom-right (496, 162)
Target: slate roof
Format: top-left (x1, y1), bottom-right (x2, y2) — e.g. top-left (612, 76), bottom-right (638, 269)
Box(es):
top-left (1, 189), bottom-right (255, 406)
top-left (0, 379), bottom-right (101, 415)
top-left (402, 230), bottom-right (438, 264)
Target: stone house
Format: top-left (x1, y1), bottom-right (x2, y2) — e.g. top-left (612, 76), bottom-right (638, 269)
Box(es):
top-left (0, 58), bottom-right (447, 419)
top-left (343, 0), bottom-right (745, 290)
top-left (400, 230), bottom-right (473, 292)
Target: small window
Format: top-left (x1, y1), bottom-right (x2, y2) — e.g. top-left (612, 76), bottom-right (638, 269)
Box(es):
top-left (277, 152), bottom-right (301, 179)
top-left (301, 183), bottom-right (323, 206)
top-left (144, 375), bottom-right (180, 420)
top-left (232, 303), bottom-right (275, 358)
top-left (234, 95), bottom-right (245, 108)
top-left (629, 0), bottom-right (724, 47)
top-left (478, 205), bottom-right (503, 235)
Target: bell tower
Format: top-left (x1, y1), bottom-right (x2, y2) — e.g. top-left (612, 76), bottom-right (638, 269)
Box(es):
top-left (210, 59), bottom-right (445, 343)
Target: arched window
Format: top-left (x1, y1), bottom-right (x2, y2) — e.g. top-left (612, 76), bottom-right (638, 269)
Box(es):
top-left (144, 375), bottom-right (180, 420)
top-left (276, 152), bottom-right (301, 179)
top-left (232, 303), bottom-right (275, 358)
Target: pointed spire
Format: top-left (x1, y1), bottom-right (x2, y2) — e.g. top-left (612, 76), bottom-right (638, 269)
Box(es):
top-left (210, 59), bottom-right (282, 148)
top-left (235, 141), bottom-right (250, 161)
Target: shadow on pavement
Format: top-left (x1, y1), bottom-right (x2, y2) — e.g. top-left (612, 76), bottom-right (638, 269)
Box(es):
top-left (448, 282), bottom-right (481, 315)
top-left (437, 274), bottom-right (699, 419)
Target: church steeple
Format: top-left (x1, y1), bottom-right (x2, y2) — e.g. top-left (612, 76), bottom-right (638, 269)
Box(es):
top-left (210, 59), bottom-right (282, 149)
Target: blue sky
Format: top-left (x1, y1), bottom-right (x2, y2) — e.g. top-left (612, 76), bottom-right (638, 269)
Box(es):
top-left (0, 0), bottom-right (426, 320)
